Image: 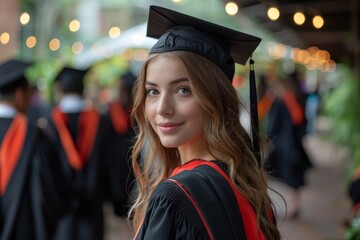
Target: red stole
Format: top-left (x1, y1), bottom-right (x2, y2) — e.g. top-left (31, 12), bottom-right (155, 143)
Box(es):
top-left (51, 107), bottom-right (100, 170)
top-left (109, 101), bottom-right (129, 134)
top-left (0, 114), bottom-right (27, 195)
top-left (171, 160), bottom-right (266, 240)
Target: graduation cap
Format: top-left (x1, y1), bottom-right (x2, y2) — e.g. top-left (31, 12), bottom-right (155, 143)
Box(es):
top-left (120, 71), bottom-right (137, 94)
top-left (147, 5), bottom-right (262, 163)
top-left (0, 59), bottom-right (31, 93)
top-left (55, 66), bottom-right (89, 94)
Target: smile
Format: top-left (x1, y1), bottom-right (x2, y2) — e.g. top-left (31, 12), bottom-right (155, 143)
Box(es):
top-left (157, 123), bottom-right (182, 133)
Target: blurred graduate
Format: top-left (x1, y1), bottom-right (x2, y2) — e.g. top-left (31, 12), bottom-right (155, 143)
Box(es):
top-left (102, 70), bottom-right (136, 217)
top-left (49, 66), bottom-right (107, 240)
top-left (0, 59), bottom-right (70, 239)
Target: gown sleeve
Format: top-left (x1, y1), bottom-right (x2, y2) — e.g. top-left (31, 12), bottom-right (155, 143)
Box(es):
top-left (30, 128), bottom-right (72, 238)
top-left (135, 180), bottom-right (209, 240)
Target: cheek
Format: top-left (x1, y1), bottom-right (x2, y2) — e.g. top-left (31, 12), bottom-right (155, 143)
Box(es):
top-left (144, 102), bottom-right (156, 125)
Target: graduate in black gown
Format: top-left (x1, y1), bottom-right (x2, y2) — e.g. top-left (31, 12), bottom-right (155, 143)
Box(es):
top-left (0, 59), bottom-right (69, 240)
top-left (102, 71), bottom-right (136, 217)
top-left (49, 66), bottom-right (107, 240)
top-left (263, 72), bottom-right (312, 217)
top-left (129, 6), bottom-right (280, 239)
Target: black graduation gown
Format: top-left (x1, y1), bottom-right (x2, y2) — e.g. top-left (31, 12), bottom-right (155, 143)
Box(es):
top-left (0, 114), bottom-right (69, 240)
top-left (265, 99), bottom-right (312, 189)
top-left (135, 160), bottom-right (266, 240)
top-left (349, 178), bottom-right (360, 205)
top-left (49, 107), bottom-right (106, 240)
top-left (102, 101), bottom-right (135, 216)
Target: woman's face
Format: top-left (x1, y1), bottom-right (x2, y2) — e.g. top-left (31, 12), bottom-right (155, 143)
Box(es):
top-left (144, 54), bottom-right (205, 149)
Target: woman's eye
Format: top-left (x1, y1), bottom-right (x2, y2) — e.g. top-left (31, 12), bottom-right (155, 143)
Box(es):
top-left (146, 89), bottom-right (158, 96)
top-left (177, 87), bottom-right (191, 95)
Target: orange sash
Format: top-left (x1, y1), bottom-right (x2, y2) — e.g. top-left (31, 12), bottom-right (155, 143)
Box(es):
top-left (51, 107), bottom-right (100, 170)
top-left (283, 90), bottom-right (304, 126)
top-left (0, 114), bottom-right (27, 195)
top-left (109, 101), bottom-right (129, 134)
top-left (258, 94), bottom-right (274, 121)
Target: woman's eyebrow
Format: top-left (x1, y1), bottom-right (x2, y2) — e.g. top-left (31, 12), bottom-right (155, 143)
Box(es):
top-left (145, 77), bottom-right (189, 86)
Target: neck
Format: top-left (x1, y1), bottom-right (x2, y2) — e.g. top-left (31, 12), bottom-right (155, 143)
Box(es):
top-left (178, 137), bottom-right (214, 165)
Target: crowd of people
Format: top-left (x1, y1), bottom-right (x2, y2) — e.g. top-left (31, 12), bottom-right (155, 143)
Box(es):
top-left (0, 59), bottom-right (136, 239)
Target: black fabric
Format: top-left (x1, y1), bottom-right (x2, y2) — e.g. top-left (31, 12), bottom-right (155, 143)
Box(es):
top-left (120, 71), bottom-right (137, 95)
top-left (349, 178), bottom-right (360, 204)
top-left (0, 118), bottom-right (70, 240)
top-left (147, 5), bottom-right (261, 66)
top-left (48, 111), bottom-right (106, 240)
top-left (102, 110), bottom-right (135, 217)
top-left (135, 161), bottom-right (248, 240)
top-left (265, 99), bottom-right (312, 189)
top-left (54, 67), bottom-right (88, 94)
top-left (0, 59), bottom-right (31, 90)
top-left (135, 178), bottom-right (209, 240)
top-left (150, 25), bottom-right (235, 81)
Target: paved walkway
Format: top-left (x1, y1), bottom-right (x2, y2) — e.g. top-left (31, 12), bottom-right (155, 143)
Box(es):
top-left (270, 117), bottom-right (353, 240)
top-left (104, 117), bottom-right (354, 240)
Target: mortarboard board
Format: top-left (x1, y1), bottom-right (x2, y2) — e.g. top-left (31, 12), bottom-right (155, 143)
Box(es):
top-left (147, 5), bottom-right (261, 80)
top-left (55, 66), bottom-right (89, 94)
top-left (146, 5), bottom-right (262, 163)
top-left (0, 59), bottom-right (31, 92)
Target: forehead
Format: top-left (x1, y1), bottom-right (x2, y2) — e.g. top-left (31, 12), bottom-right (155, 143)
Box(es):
top-left (146, 54), bottom-right (189, 80)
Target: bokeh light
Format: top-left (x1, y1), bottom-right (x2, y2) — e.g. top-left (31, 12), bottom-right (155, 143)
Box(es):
top-left (293, 12), bottom-right (305, 25)
top-left (69, 20), bottom-right (81, 32)
top-left (20, 12), bottom-right (30, 25)
top-left (49, 38), bottom-right (60, 51)
top-left (72, 42), bottom-right (84, 54)
top-left (0, 32), bottom-right (10, 44)
top-left (225, 2), bottom-right (238, 16)
top-left (109, 27), bottom-right (121, 39)
top-left (26, 36), bottom-right (37, 48)
top-left (267, 7), bottom-right (280, 21)
top-left (313, 15), bottom-right (324, 29)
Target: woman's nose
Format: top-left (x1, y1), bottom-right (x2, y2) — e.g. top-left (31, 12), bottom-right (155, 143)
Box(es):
top-left (157, 93), bottom-right (174, 116)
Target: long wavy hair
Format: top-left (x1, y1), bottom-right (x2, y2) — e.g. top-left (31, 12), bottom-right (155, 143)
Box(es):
top-left (130, 51), bottom-right (280, 239)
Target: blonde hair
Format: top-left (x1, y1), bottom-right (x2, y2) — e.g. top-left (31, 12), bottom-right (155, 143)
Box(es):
top-left (130, 51), bottom-right (280, 239)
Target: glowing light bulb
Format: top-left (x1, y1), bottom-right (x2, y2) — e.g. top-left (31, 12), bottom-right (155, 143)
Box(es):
top-left (268, 7), bottom-right (280, 21)
top-left (225, 2), bottom-right (238, 16)
top-left (313, 15), bottom-right (324, 29)
top-left (293, 12), bottom-right (305, 25)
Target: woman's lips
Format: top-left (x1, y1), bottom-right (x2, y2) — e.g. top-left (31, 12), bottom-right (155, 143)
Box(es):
top-left (157, 123), bottom-right (182, 133)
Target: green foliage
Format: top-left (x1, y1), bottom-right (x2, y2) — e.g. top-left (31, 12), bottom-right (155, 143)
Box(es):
top-left (91, 57), bottom-right (128, 87)
top-left (322, 67), bottom-right (360, 174)
top-left (345, 213), bottom-right (360, 240)
top-left (25, 59), bottom-right (63, 105)
top-left (322, 66), bottom-right (360, 239)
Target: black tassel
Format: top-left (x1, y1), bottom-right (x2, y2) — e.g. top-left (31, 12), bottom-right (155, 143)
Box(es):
top-left (249, 56), bottom-right (261, 165)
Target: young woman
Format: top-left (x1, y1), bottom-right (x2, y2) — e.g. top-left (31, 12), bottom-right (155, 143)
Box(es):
top-left (129, 6), bottom-right (280, 240)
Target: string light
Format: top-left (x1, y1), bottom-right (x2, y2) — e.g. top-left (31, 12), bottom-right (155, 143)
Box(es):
top-left (293, 12), bottom-right (305, 25)
top-left (0, 32), bottom-right (10, 44)
top-left (49, 38), bottom-right (60, 51)
top-left (26, 36), bottom-right (36, 48)
top-left (20, 12), bottom-right (30, 25)
top-left (69, 20), bottom-right (81, 32)
top-left (225, 2), bottom-right (238, 16)
top-left (313, 15), bottom-right (324, 29)
top-left (267, 7), bottom-right (280, 21)
top-left (109, 27), bottom-right (121, 38)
